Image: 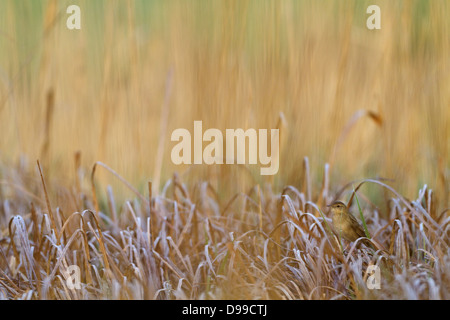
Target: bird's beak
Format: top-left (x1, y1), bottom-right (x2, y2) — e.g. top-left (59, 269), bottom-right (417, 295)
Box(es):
top-left (326, 204), bottom-right (331, 207)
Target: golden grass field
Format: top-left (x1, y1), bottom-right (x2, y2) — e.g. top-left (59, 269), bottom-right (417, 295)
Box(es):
top-left (0, 0), bottom-right (448, 300)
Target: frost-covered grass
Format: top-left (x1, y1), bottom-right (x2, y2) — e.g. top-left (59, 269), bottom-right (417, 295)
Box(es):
top-left (0, 0), bottom-right (448, 300)
top-left (0, 160), bottom-right (448, 300)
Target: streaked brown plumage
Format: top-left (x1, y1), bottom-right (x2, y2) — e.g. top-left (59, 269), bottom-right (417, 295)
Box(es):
top-left (328, 200), bottom-right (367, 242)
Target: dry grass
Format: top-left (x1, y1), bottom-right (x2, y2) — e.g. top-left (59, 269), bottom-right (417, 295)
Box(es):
top-left (0, 0), bottom-right (448, 300)
top-left (0, 1), bottom-right (448, 205)
top-left (0, 159), bottom-right (448, 300)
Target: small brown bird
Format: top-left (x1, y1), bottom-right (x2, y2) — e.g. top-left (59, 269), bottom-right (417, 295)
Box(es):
top-left (328, 200), bottom-right (367, 242)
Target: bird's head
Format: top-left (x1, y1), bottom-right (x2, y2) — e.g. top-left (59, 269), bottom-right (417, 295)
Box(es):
top-left (327, 200), bottom-right (348, 214)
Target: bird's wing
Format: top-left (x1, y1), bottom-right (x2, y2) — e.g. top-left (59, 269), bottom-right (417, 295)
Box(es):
top-left (349, 213), bottom-right (367, 237)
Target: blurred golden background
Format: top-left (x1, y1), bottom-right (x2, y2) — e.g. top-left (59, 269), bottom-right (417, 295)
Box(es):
top-left (0, 0), bottom-right (448, 208)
